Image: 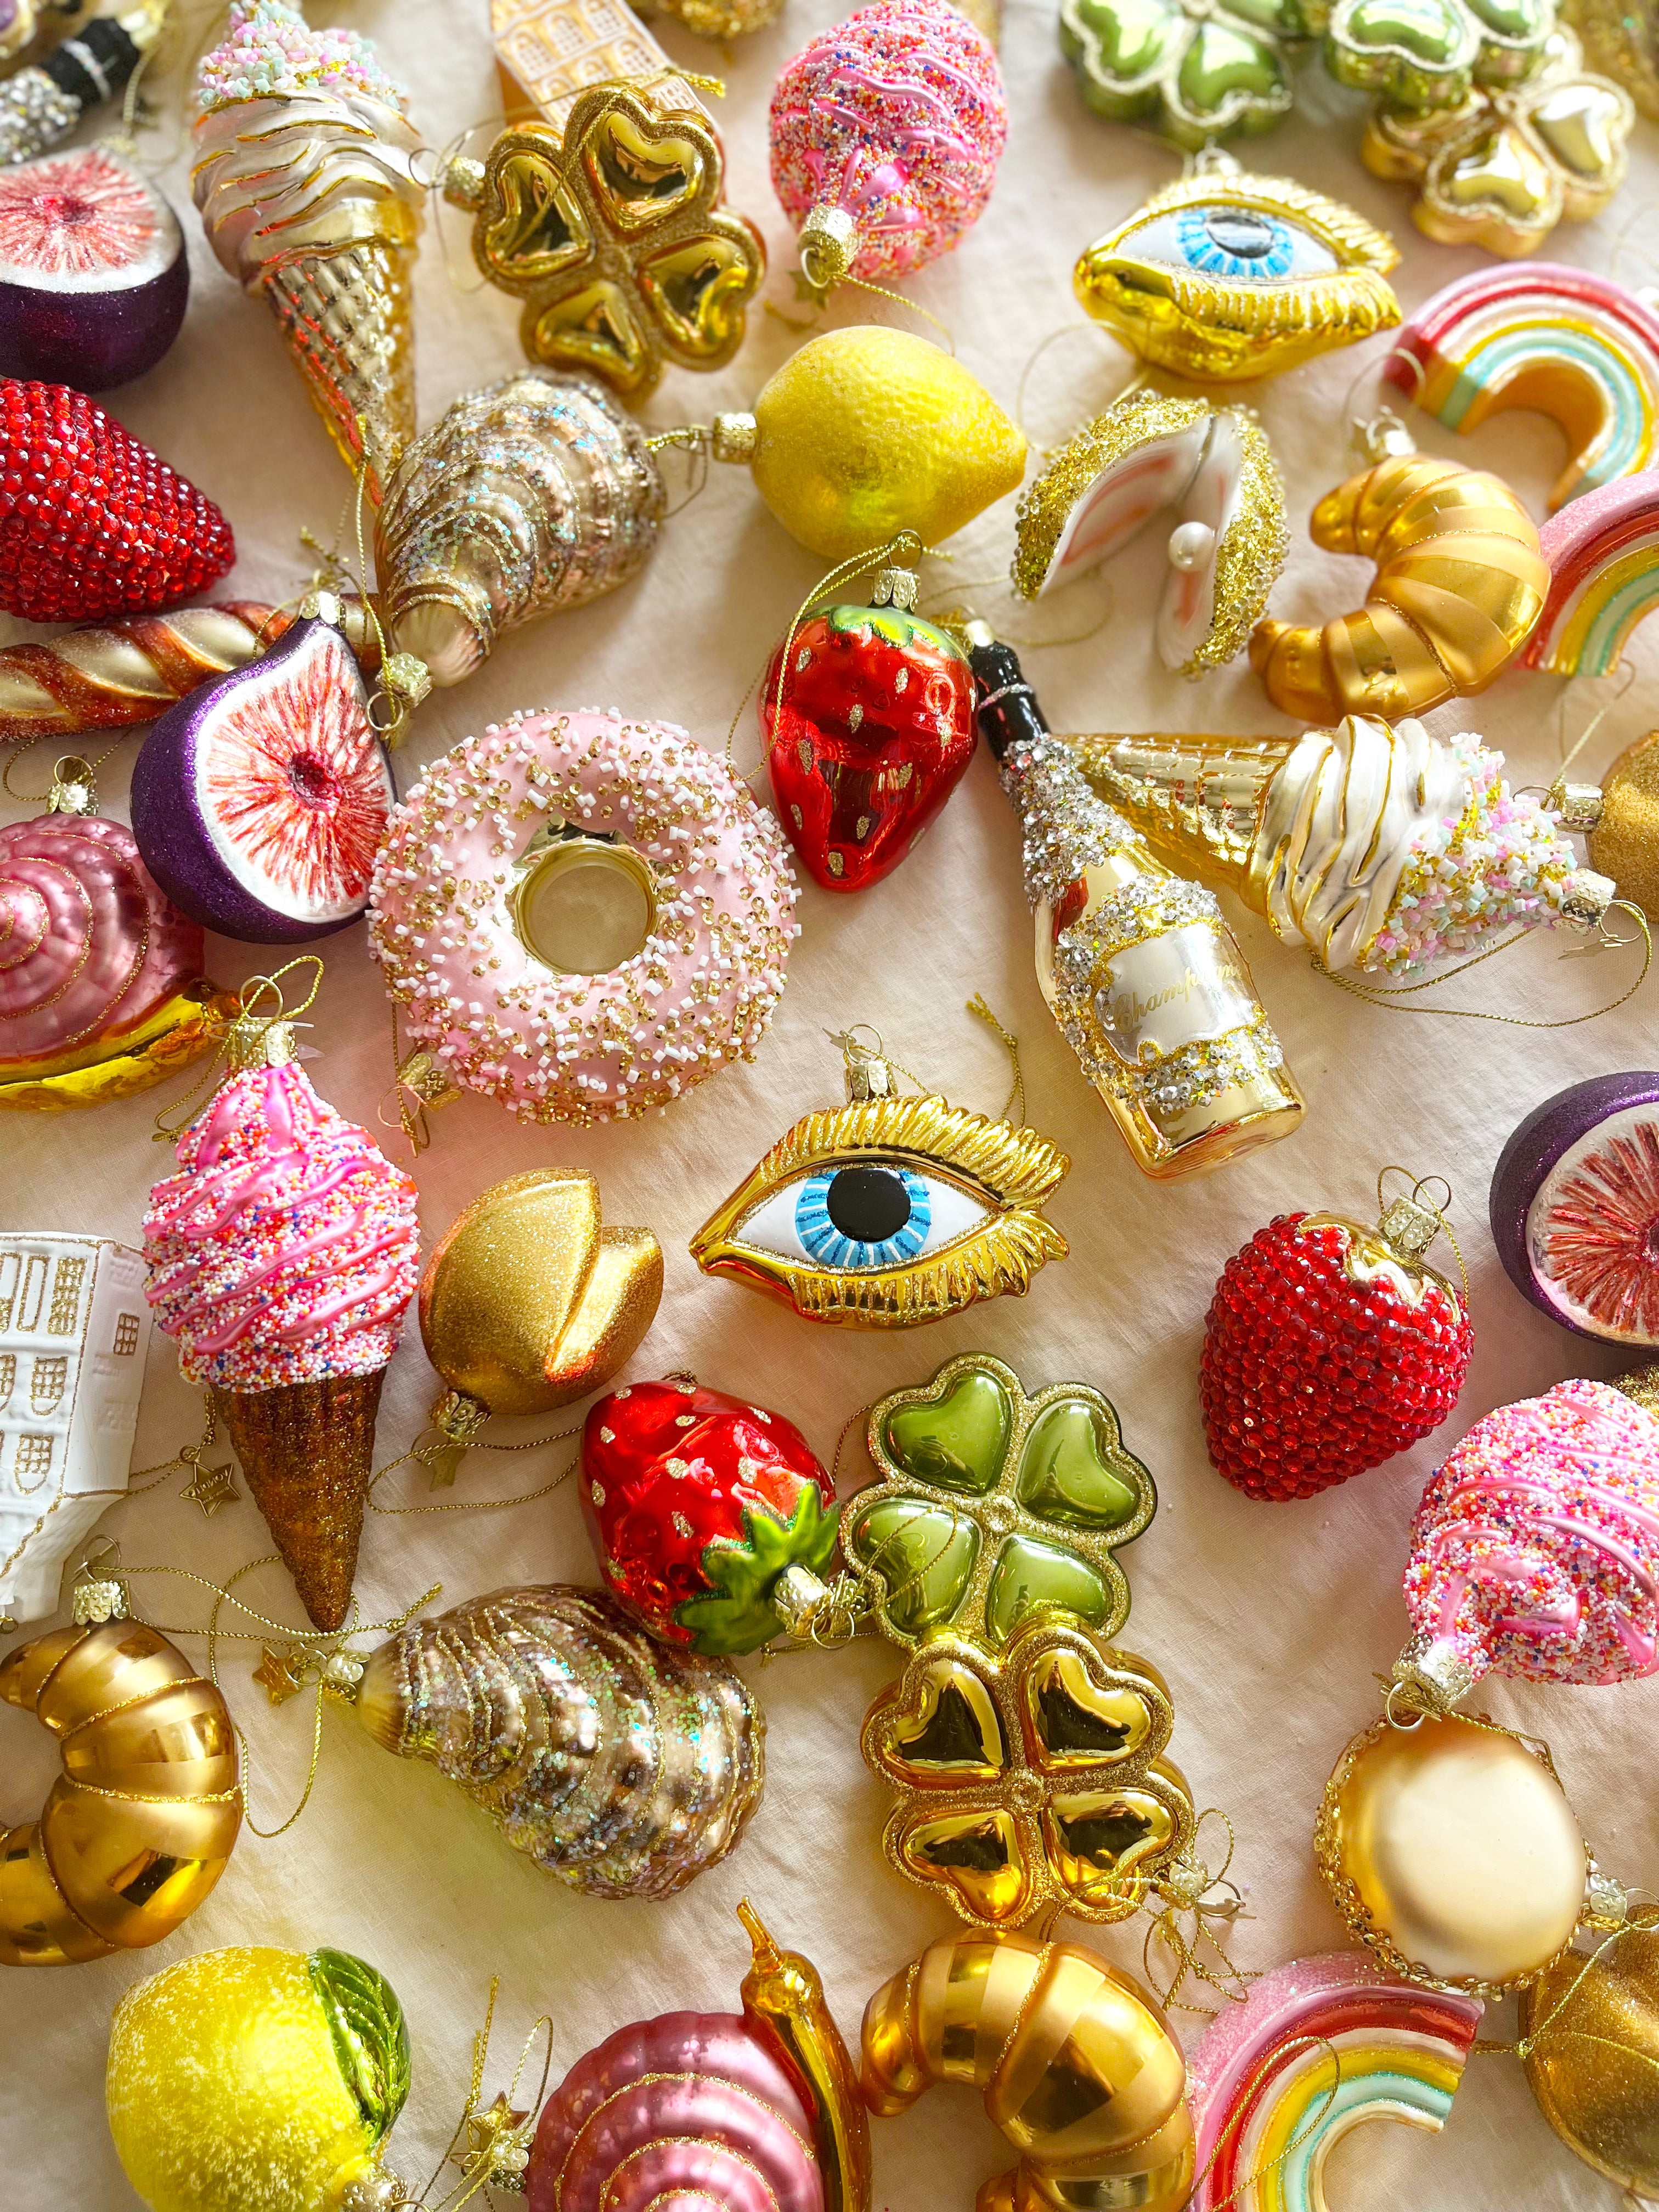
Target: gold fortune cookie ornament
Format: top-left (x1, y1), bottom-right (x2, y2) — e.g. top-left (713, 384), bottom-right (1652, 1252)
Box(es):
top-left (1521, 1905), bottom-right (1659, 2196)
top-left (420, 1169), bottom-right (663, 1480)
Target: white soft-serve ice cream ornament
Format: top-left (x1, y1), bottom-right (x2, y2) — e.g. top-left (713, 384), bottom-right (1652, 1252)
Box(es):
top-left (1070, 716), bottom-right (1614, 977)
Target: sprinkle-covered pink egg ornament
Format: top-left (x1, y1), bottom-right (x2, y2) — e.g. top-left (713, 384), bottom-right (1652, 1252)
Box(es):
top-left (1491, 1075), bottom-right (1659, 1349)
top-left (769, 0), bottom-right (1006, 290)
top-left (0, 146), bottom-right (188, 391)
top-left (1400, 1378), bottom-right (1659, 1705)
top-left (130, 597), bottom-right (393, 944)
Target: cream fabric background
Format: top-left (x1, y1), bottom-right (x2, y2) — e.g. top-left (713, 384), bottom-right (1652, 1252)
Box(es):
top-left (4, 2), bottom-right (1658, 2204)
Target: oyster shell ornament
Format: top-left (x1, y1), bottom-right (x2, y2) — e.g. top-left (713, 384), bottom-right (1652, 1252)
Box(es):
top-left (1075, 159), bottom-right (1402, 383)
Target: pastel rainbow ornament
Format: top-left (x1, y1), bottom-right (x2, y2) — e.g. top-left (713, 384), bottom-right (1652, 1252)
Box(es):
top-left (1523, 465), bottom-right (1659, 675)
top-left (1187, 1951), bottom-right (1482, 2211)
top-left (1387, 264), bottom-right (1659, 511)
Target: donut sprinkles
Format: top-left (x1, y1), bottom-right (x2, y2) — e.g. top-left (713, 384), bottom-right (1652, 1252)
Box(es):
top-left (368, 709), bottom-right (799, 1125)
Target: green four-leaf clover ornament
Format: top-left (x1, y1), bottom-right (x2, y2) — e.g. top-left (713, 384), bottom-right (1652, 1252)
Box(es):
top-left (1324, 0), bottom-right (1555, 108)
top-left (1060, 0), bottom-right (1322, 145)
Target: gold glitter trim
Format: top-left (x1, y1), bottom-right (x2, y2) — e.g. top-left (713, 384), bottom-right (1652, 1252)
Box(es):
top-left (1012, 391), bottom-right (1211, 601)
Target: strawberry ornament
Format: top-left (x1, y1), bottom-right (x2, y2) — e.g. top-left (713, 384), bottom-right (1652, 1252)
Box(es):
top-left (581, 1378), bottom-right (838, 1654)
top-left (761, 555), bottom-right (974, 892)
top-left (1, 379), bottom-right (234, 620)
top-left (1200, 1177), bottom-right (1472, 1501)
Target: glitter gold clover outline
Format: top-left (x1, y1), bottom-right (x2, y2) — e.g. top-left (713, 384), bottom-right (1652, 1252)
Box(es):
top-left (841, 1350), bottom-right (1156, 1651)
top-left (861, 1620), bottom-right (1197, 1929)
top-left (467, 86), bottom-right (765, 396)
top-left (689, 1102), bottom-right (1070, 1327)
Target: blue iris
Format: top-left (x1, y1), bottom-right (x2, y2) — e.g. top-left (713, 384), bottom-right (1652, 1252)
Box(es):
top-left (1175, 205), bottom-right (1295, 280)
top-left (794, 1167), bottom-right (930, 1271)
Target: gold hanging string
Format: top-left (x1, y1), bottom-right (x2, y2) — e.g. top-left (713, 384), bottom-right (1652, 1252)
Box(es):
top-left (377, 1000), bottom-right (462, 1161)
top-left (3, 743), bottom-right (129, 809)
top-left (828, 1020), bottom-right (932, 1097)
top-left (922, 578), bottom-right (1117, 651)
top-left (1376, 1166), bottom-right (1469, 1304)
top-left (965, 995), bottom-right (1024, 1126)
top-left (1339, 342), bottom-right (1426, 452)
top-left (1543, 659), bottom-right (1639, 809)
top-left (1049, 1807), bottom-right (1250, 2016)
top-left (1185, 2034), bottom-right (1346, 2211)
top-left (150, 954), bottom-right (325, 1142)
top-left (1318, 898), bottom-right (1651, 1028)
top-left (368, 1425), bottom-right (583, 1515)
top-left (121, 1395), bottom-right (227, 1502)
top-left (1471, 1915), bottom-right (1659, 2072)
top-left (413, 1984), bottom-right (556, 2210)
top-left (1012, 321), bottom-right (1141, 454)
top-left (789, 1494), bottom-right (969, 1653)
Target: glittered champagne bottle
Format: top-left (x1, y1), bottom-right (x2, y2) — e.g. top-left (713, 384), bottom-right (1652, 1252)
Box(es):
top-left (968, 631), bottom-right (1303, 1178)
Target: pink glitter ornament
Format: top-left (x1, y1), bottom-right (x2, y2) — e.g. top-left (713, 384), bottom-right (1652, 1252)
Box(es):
top-left (769, 0), bottom-right (1006, 289)
top-left (1400, 1378), bottom-right (1659, 1703)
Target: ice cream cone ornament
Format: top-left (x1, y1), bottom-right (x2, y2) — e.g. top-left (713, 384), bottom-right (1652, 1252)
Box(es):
top-left (143, 959), bottom-right (421, 1634)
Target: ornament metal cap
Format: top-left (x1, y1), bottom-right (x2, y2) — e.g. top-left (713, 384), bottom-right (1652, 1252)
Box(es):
top-left (1554, 780), bottom-right (1605, 831)
top-left (798, 204), bottom-right (856, 291)
top-left (710, 410), bottom-right (759, 464)
top-left (1559, 866), bottom-right (1616, 928)
top-left (45, 754), bottom-right (95, 816)
top-left (223, 1013), bottom-right (296, 1071)
top-left (869, 564), bottom-right (919, 611)
top-left (1378, 1193), bottom-right (1445, 1264)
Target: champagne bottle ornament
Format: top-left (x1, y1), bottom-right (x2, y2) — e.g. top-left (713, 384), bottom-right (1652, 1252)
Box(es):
top-left (0, 0), bottom-right (166, 166)
top-left (1200, 1171), bottom-right (1473, 1502)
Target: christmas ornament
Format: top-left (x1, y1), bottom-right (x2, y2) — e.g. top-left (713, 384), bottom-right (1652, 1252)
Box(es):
top-left (1521, 465), bottom-right (1659, 676)
top-left (1074, 161), bottom-right (1401, 384)
top-left (1521, 1907), bottom-right (1659, 2199)
top-left (1491, 1077), bottom-right (1659, 1346)
top-left (0, 1235), bottom-right (149, 1618)
top-left (488, 0), bottom-right (757, 132)
top-left (1012, 390), bottom-right (1287, 677)
top-left (1200, 1182), bottom-right (1472, 1502)
top-left (860, 1928), bottom-right (1194, 2212)
top-left (1323, 0), bottom-right (1555, 106)
top-left (1565, 0), bottom-right (1659, 115)
top-left (131, 596), bottom-right (392, 945)
top-left (0, 379), bottom-right (234, 621)
top-left (1, 1599), bottom-right (240, 1965)
top-left (1250, 452), bottom-right (1548, 720)
top-left (1070, 714), bottom-right (1611, 977)
top-left (1385, 261), bottom-right (1659, 509)
top-left (107, 1944), bottom-right (411, 2211)
top-left (343, 1584), bottom-right (764, 1898)
top-left (441, 85), bottom-right (765, 399)
top-left (581, 1377), bottom-right (836, 1655)
top-left (1186, 1951), bottom-right (1483, 2212)
top-left (762, 556), bottom-right (975, 892)
top-left (144, 985), bottom-right (421, 1634)
top-left (192, 0), bottom-right (425, 500)
top-left (0, 597), bottom-right (377, 744)
top-left (0, 145), bottom-right (187, 387)
top-left (369, 708), bottom-right (798, 1126)
top-left (0, 0), bottom-right (36, 61)
top-left (1400, 1378), bottom-right (1659, 1699)
top-left (0, 771), bottom-right (228, 1111)
top-left (1365, 27), bottom-right (1634, 256)
top-left (691, 1026), bottom-right (1068, 1325)
top-left (968, 634), bottom-right (1304, 1179)
top-left (527, 1904), bottom-right (870, 2212)
top-left (1555, 735), bottom-right (1659, 926)
top-left (768, 0), bottom-right (1006, 292)
top-left (1058, 0), bottom-right (1309, 148)
top-left (0, 0), bottom-right (166, 167)
top-left (1316, 1707), bottom-right (1592, 1990)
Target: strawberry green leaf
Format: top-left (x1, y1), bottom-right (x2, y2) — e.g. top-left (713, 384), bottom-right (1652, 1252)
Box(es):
top-left (675, 1488), bottom-right (840, 1655)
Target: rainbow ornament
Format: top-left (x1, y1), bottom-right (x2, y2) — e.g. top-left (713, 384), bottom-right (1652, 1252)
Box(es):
top-left (1523, 466), bottom-right (1659, 675)
top-left (1387, 264), bottom-right (1659, 512)
top-left (1188, 1951), bottom-right (1482, 2212)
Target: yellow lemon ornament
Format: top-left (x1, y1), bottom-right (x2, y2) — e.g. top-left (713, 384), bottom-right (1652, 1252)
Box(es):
top-left (710, 325), bottom-right (1027, 560)
top-left (106, 1945), bottom-right (411, 2212)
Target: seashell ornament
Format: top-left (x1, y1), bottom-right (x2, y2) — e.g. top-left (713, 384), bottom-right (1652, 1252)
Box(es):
top-left (343, 1585), bottom-right (764, 1898)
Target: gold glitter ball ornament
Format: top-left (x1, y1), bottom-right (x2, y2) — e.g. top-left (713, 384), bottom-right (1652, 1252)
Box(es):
top-left (1559, 726), bottom-right (1659, 927)
top-left (1521, 1907), bottom-right (1659, 2196)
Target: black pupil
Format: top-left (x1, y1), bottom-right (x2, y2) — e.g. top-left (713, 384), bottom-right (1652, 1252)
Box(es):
top-left (826, 1166), bottom-right (911, 1242)
top-left (1205, 210), bottom-right (1276, 258)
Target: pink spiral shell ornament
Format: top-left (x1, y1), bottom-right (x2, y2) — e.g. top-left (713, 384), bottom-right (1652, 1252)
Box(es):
top-left (768, 0), bottom-right (1007, 290)
top-left (1399, 1377), bottom-right (1659, 1705)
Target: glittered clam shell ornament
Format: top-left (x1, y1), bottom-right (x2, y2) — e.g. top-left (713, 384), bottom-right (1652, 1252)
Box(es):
top-left (1074, 163), bottom-right (1401, 383)
top-left (1013, 391), bottom-right (1287, 676)
top-left (347, 1585), bottom-right (765, 1898)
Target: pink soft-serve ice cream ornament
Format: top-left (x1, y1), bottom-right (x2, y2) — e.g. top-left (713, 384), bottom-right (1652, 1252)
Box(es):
top-left (1398, 1377), bottom-right (1659, 1707)
top-left (768, 0), bottom-right (1006, 291)
top-left (143, 983), bottom-right (419, 1632)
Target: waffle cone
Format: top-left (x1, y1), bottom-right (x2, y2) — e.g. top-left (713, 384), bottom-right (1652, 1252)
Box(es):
top-left (263, 241), bottom-right (416, 501)
top-left (1068, 732), bottom-right (1304, 907)
top-left (217, 1369), bottom-right (385, 1632)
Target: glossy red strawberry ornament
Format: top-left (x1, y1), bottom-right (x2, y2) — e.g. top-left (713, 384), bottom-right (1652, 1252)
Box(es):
top-left (1, 378), bottom-right (234, 620)
top-left (1200, 1183), bottom-right (1473, 1502)
top-left (581, 1376), bottom-right (838, 1655)
top-left (762, 563), bottom-right (974, 892)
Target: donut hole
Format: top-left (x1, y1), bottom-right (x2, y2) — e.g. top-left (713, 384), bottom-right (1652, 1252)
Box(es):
top-left (512, 833), bottom-right (659, 975)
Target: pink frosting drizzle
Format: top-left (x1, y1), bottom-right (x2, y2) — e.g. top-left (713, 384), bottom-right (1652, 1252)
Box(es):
top-left (1403, 1378), bottom-right (1659, 1687)
top-left (143, 1058), bottom-right (419, 1390)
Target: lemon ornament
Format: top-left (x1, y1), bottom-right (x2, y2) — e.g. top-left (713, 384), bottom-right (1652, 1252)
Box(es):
top-left (106, 1946), bottom-right (412, 2212)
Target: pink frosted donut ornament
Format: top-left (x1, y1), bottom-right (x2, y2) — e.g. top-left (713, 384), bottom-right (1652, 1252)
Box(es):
top-left (1399, 1377), bottom-right (1659, 1705)
top-left (768, 0), bottom-right (1007, 291)
top-left (368, 709), bottom-right (798, 1126)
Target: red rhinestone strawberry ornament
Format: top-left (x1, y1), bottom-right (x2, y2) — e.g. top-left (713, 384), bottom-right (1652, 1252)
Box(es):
top-left (1, 379), bottom-right (234, 620)
top-left (1200, 1181), bottom-right (1472, 1502)
top-left (581, 1377), bottom-right (838, 1655)
top-left (761, 559), bottom-right (974, 893)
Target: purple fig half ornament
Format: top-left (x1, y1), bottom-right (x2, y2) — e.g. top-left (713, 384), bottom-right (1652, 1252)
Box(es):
top-left (1491, 1073), bottom-right (1659, 1350)
top-left (0, 146), bottom-right (188, 391)
top-left (131, 595), bottom-right (393, 944)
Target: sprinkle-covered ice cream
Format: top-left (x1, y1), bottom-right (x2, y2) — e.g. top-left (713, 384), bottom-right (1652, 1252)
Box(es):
top-left (196, 0), bottom-right (410, 112)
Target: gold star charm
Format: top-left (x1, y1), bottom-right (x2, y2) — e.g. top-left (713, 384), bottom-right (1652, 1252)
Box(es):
top-left (252, 1644), bottom-right (308, 1706)
top-left (455, 2094), bottom-right (532, 2193)
top-left (179, 1457), bottom-right (239, 1517)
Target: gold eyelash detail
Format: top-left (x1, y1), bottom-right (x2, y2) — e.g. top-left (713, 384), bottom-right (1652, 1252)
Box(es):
top-left (738, 1097), bottom-right (1069, 1207)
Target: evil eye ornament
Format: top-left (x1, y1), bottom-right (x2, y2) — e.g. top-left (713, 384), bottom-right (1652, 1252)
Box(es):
top-left (754, 1163), bottom-right (988, 1271)
top-left (1075, 161), bottom-right (1402, 382)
